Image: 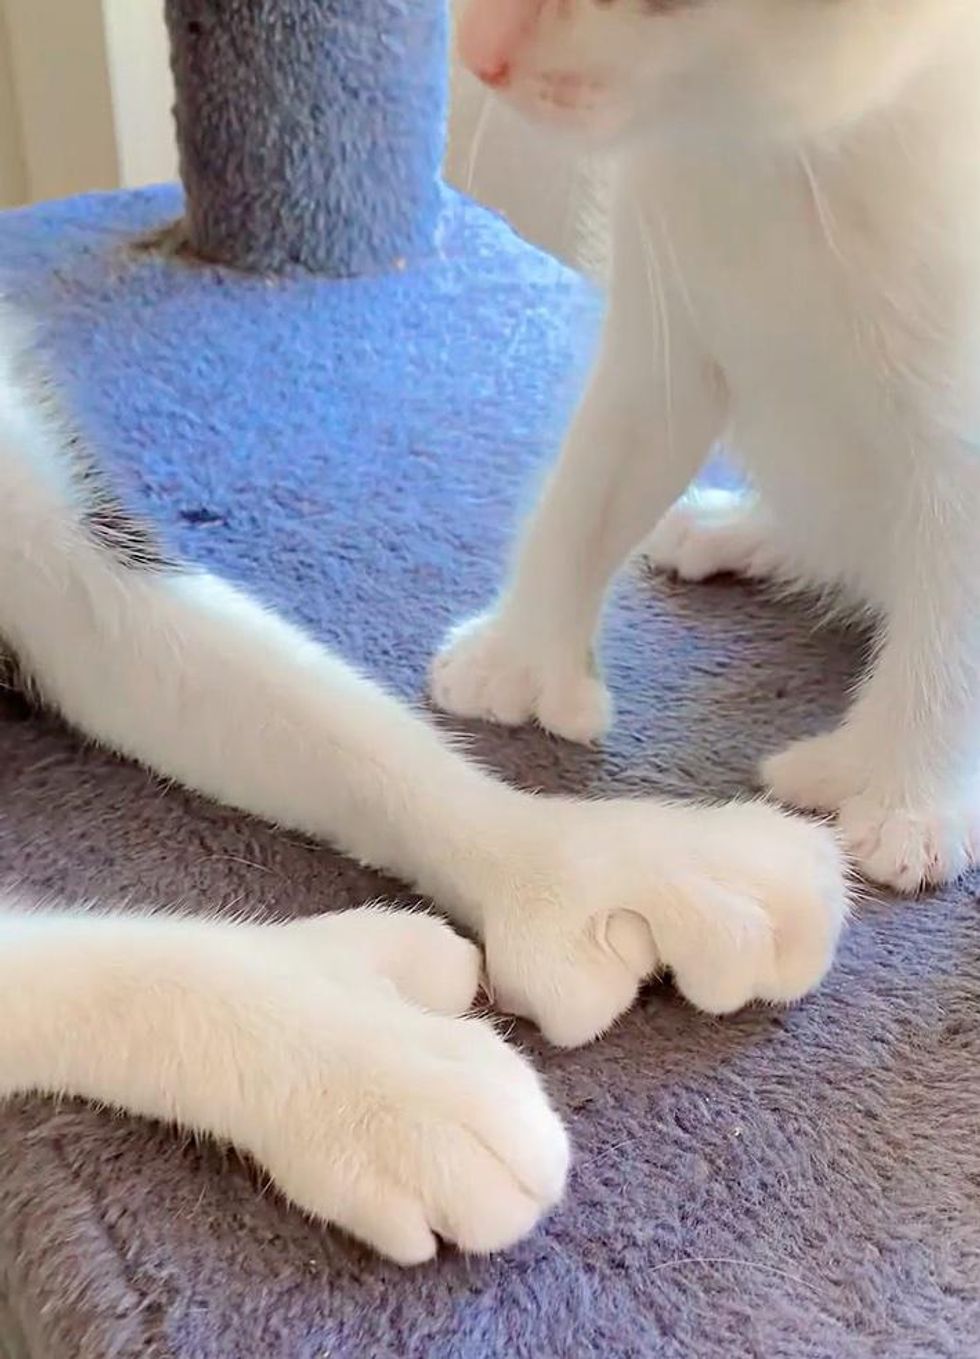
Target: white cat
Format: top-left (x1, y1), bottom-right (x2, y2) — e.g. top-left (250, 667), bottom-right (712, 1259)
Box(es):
top-left (0, 299), bottom-right (845, 1262)
top-left (436, 0), bottom-right (980, 894)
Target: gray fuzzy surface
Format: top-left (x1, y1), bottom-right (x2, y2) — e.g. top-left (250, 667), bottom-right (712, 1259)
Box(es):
top-left (164, 0), bottom-right (447, 273)
top-left (0, 186), bottom-right (978, 1359)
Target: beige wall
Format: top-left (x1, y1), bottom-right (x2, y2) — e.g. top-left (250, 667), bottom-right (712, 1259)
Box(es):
top-left (0, 6), bottom-right (27, 206)
top-left (0, 0), bottom-right (176, 207)
top-left (5, 0), bottom-right (118, 202)
top-left (101, 0), bottom-right (177, 188)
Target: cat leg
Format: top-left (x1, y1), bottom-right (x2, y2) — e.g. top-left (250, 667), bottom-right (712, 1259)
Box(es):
top-left (0, 344), bottom-right (847, 1046)
top-left (0, 902), bottom-right (568, 1262)
top-left (1, 524), bottom-right (847, 1043)
top-left (431, 219), bottom-right (727, 743)
top-left (763, 508), bottom-right (980, 890)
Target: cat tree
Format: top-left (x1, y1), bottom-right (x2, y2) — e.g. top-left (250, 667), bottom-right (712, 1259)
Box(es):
top-left (163, 0), bottom-right (447, 274)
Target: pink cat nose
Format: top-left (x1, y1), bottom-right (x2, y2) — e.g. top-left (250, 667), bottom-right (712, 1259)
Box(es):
top-left (473, 60), bottom-right (512, 90)
top-left (457, 0), bottom-right (535, 88)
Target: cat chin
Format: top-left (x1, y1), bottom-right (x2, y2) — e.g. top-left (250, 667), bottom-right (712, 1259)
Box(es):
top-left (501, 88), bottom-right (633, 151)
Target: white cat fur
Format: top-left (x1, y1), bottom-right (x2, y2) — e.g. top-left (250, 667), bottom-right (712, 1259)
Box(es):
top-left (0, 287), bottom-right (845, 1261)
top-left (439, 0), bottom-right (980, 892)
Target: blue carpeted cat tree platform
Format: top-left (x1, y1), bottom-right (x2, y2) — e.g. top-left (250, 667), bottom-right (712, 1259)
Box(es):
top-left (1, 3), bottom-right (978, 1357)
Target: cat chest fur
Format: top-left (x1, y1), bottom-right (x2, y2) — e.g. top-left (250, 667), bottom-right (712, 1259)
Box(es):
top-left (622, 141), bottom-right (980, 607)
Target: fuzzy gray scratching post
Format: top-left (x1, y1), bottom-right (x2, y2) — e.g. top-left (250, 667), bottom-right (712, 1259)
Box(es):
top-left (164, 0), bottom-right (448, 274)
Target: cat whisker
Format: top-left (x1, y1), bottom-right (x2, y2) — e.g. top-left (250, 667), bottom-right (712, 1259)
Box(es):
top-left (465, 85), bottom-right (494, 196)
top-left (798, 150), bottom-right (847, 269)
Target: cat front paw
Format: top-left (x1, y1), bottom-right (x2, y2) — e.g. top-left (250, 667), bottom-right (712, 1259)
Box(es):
top-left (480, 798), bottom-right (849, 1048)
top-left (763, 729), bottom-right (980, 889)
top-left (837, 794), bottom-right (980, 892)
top-left (253, 916), bottom-right (568, 1263)
top-left (280, 906), bottom-right (482, 1016)
top-left (657, 802), bottom-right (848, 1014)
top-left (761, 729), bottom-right (866, 813)
top-left (641, 488), bottom-right (779, 583)
top-left (430, 611), bottom-right (611, 744)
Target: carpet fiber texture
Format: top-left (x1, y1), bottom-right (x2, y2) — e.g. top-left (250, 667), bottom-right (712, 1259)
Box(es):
top-left (164, 0), bottom-right (446, 273)
top-left (0, 187), bottom-right (978, 1359)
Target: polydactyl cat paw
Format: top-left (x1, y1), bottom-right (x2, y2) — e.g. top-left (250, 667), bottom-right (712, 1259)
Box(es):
top-left (480, 797), bottom-right (849, 1048)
